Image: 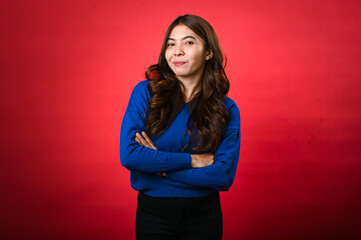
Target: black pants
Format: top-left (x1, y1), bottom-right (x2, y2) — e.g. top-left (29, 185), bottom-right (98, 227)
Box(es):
top-left (136, 191), bottom-right (223, 240)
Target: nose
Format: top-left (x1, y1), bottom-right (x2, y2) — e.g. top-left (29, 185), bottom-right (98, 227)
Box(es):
top-left (174, 44), bottom-right (184, 56)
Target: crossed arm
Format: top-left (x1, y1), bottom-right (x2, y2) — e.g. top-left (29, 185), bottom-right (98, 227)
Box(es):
top-left (134, 131), bottom-right (215, 174)
top-left (133, 128), bottom-right (240, 190)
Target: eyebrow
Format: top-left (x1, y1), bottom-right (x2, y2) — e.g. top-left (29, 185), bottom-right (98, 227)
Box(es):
top-left (167, 35), bottom-right (197, 41)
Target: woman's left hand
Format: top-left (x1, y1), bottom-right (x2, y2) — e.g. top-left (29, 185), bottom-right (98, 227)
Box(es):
top-left (135, 132), bottom-right (165, 176)
top-left (135, 131), bottom-right (157, 150)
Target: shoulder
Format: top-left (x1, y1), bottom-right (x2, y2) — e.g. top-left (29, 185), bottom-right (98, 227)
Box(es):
top-left (224, 96), bottom-right (240, 116)
top-left (224, 96), bottom-right (240, 130)
top-left (130, 80), bottom-right (151, 99)
top-left (127, 80), bottom-right (151, 112)
top-left (224, 96), bottom-right (238, 109)
top-left (132, 80), bottom-right (150, 95)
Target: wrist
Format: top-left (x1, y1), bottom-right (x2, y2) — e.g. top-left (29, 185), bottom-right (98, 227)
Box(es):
top-left (191, 154), bottom-right (202, 168)
top-left (191, 154), bottom-right (196, 168)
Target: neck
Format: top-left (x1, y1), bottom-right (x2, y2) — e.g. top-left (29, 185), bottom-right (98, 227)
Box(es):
top-left (178, 77), bottom-right (201, 103)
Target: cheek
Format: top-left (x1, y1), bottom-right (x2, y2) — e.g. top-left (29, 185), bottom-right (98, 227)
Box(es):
top-left (190, 47), bottom-right (206, 60)
top-left (190, 51), bottom-right (206, 65)
top-left (165, 50), bottom-right (172, 61)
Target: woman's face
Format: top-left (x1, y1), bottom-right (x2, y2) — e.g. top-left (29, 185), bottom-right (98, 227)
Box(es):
top-left (165, 24), bottom-right (212, 82)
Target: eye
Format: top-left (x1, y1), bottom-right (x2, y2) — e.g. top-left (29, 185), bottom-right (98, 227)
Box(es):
top-left (185, 41), bottom-right (194, 45)
top-left (167, 42), bottom-right (175, 47)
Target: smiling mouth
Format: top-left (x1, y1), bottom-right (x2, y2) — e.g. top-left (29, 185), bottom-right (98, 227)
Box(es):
top-left (173, 62), bottom-right (186, 66)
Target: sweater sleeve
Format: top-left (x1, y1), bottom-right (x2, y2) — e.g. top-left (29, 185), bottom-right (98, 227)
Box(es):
top-left (119, 81), bottom-right (191, 173)
top-left (164, 102), bottom-right (241, 191)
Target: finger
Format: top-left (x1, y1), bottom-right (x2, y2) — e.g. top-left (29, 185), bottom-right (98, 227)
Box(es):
top-left (135, 136), bottom-right (143, 146)
top-left (136, 133), bottom-right (150, 148)
top-left (142, 131), bottom-right (157, 150)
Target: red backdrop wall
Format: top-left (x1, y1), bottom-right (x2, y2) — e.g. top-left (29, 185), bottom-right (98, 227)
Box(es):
top-left (1, 0), bottom-right (361, 239)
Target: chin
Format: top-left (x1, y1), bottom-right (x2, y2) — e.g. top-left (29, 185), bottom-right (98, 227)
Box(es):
top-left (173, 71), bottom-right (186, 77)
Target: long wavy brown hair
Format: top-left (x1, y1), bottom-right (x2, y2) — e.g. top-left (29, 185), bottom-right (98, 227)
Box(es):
top-left (145, 14), bottom-right (230, 152)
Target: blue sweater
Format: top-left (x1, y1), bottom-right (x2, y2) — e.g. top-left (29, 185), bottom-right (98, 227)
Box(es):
top-left (119, 80), bottom-right (241, 197)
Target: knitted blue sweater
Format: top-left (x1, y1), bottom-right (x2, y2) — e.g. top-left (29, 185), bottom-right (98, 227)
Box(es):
top-left (119, 80), bottom-right (241, 197)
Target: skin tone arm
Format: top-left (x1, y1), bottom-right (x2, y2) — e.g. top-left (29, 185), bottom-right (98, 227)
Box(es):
top-left (135, 131), bottom-right (214, 176)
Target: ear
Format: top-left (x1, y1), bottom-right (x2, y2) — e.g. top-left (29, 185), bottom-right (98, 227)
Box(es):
top-left (205, 49), bottom-right (213, 60)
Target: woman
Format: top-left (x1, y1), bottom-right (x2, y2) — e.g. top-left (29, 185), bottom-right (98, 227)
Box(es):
top-left (119, 14), bottom-right (240, 240)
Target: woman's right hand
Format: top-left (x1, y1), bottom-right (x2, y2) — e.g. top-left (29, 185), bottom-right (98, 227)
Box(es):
top-left (190, 153), bottom-right (214, 168)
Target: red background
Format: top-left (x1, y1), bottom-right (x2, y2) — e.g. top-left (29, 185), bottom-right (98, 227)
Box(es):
top-left (1, 0), bottom-right (361, 239)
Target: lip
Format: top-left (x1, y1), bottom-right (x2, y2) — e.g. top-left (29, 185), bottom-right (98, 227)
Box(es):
top-left (173, 61), bottom-right (186, 66)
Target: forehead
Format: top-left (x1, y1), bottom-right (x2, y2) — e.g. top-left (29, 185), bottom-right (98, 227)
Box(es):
top-left (168, 24), bottom-right (200, 40)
